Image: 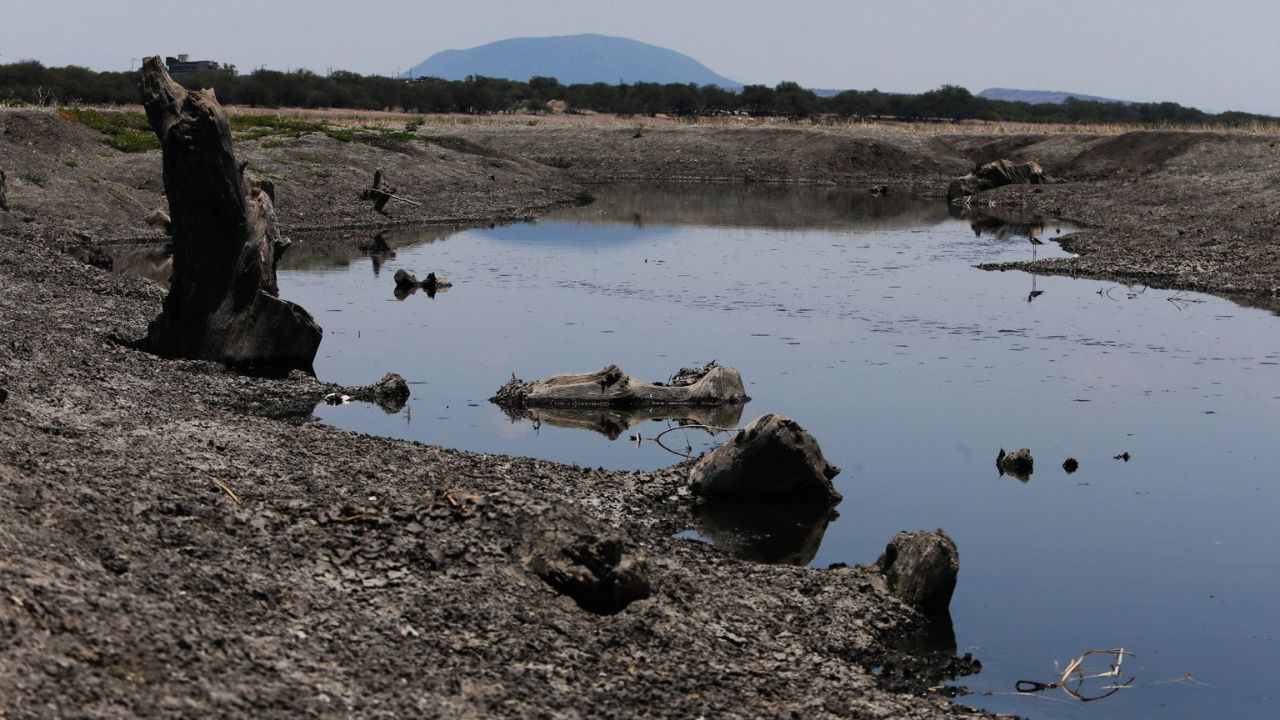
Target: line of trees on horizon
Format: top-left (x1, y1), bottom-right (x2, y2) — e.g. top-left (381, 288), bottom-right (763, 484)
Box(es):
top-left (0, 60), bottom-right (1272, 127)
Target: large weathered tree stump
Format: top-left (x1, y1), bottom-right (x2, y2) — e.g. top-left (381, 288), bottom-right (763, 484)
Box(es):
top-left (139, 56), bottom-right (320, 371)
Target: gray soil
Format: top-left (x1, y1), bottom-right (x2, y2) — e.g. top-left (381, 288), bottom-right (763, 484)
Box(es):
top-left (2, 106), bottom-right (1277, 718)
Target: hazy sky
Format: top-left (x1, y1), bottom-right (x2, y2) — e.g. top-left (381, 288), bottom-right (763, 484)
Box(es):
top-left (4, 0), bottom-right (1277, 114)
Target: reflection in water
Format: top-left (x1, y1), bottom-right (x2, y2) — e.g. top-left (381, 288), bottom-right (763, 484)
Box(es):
top-left (279, 224), bottom-right (458, 272)
top-left (957, 207), bottom-right (1050, 241)
top-left (502, 403), bottom-right (745, 441)
top-left (552, 182), bottom-right (951, 231)
top-left (690, 501), bottom-right (837, 565)
top-left (1026, 275), bottom-right (1043, 303)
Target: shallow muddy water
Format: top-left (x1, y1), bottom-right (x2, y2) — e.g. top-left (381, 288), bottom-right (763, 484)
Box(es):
top-left (268, 184), bottom-right (1279, 718)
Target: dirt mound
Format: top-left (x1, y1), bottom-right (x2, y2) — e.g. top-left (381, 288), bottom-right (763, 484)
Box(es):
top-left (445, 123), bottom-right (971, 189)
top-left (0, 107), bottom-right (580, 245)
top-left (1059, 130), bottom-right (1212, 178)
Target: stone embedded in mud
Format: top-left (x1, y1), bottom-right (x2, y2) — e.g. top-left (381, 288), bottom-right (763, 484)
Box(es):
top-left (0, 386), bottom-right (7, 404)
top-left (947, 159), bottom-right (1059, 204)
top-left (688, 413), bottom-right (841, 503)
top-left (996, 448), bottom-right (1034, 479)
top-left (526, 534), bottom-right (652, 615)
top-left (491, 362), bottom-right (749, 409)
top-left (877, 529), bottom-right (959, 615)
top-left (139, 56), bottom-right (321, 373)
top-left (347, 372), bottom-right (411, 413)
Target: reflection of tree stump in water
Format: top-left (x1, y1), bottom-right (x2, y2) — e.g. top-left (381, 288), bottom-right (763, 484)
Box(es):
top-left (139, 56), bottom-right (321, 372)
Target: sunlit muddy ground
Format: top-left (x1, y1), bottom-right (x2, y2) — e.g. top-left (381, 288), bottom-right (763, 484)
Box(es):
top-left (142, 183), bottom-right (1277, 718)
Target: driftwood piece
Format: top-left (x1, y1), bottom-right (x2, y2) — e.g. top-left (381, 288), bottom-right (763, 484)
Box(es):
top-left (490, 362), bottom-right (749, 409)
top-left (139, 56), bottom-right (321, 372)
top-left (360, 169), bottom-right (421, 212)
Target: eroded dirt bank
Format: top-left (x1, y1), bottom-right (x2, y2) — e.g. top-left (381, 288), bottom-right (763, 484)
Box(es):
top-left (0, 108), bottom-right (986, 718)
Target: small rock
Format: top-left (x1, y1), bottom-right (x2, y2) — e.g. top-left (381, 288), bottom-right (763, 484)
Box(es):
top-left (1063, 457), bottom-right (1079, 474)
top-left (0, 386), bottom-right (8, 404)
top-left (348, 372), bottom-right (411, 413)
top-left (689, 413), bottom-right (841, 503)
top-left (393, 269), bottom-right (419, 288)
top-left (996, 448), bottom-right (1034, 479)
top-left (877, 529), bottom-right (959, 615)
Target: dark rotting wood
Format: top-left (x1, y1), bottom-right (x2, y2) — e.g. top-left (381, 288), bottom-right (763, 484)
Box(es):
top-left (360, 168), bottom-right (422, 212)
top-left (138, 56), bottom-right (321, 372)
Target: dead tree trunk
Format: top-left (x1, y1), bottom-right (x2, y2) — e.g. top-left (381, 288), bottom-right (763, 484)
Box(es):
top-left (139, 56), bottom-right (320, 372)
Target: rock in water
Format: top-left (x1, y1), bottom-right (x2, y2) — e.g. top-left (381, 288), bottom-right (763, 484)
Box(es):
top-left (877, 530), bottom-right (959, 615)
top-left (393, 269), bottom-right (420, 288)
top-left (348, 372), bottom-right (411, 412)
top-left (139, 56), bottom-right (321, 372)
top-left (689, 413), bottom-right (841, 503)
top-left (996, 447), bottom-right (1034, 479)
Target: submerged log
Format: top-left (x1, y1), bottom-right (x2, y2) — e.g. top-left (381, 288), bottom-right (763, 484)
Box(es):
top-left (490, 362), bottom-right (749, 409)
top-left (139, 56), bottom-right (321, 372)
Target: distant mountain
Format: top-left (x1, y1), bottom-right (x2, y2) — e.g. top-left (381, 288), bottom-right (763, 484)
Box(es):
top-left (403, 33), bottom-right (740, 87)
top-left (979, 88), bottom-right (1130, 105)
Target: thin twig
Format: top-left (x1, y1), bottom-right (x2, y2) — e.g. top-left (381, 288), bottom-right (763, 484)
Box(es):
top-left (212, 479), bottom-right (240, 503)
top-left (646, 423), bottom-right (741, 458)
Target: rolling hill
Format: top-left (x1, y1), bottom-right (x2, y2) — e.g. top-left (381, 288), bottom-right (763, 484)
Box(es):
top-left (402, 34), bottom-right (740, 87)
top-left (979, 88), bottom-right (1130, 105)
